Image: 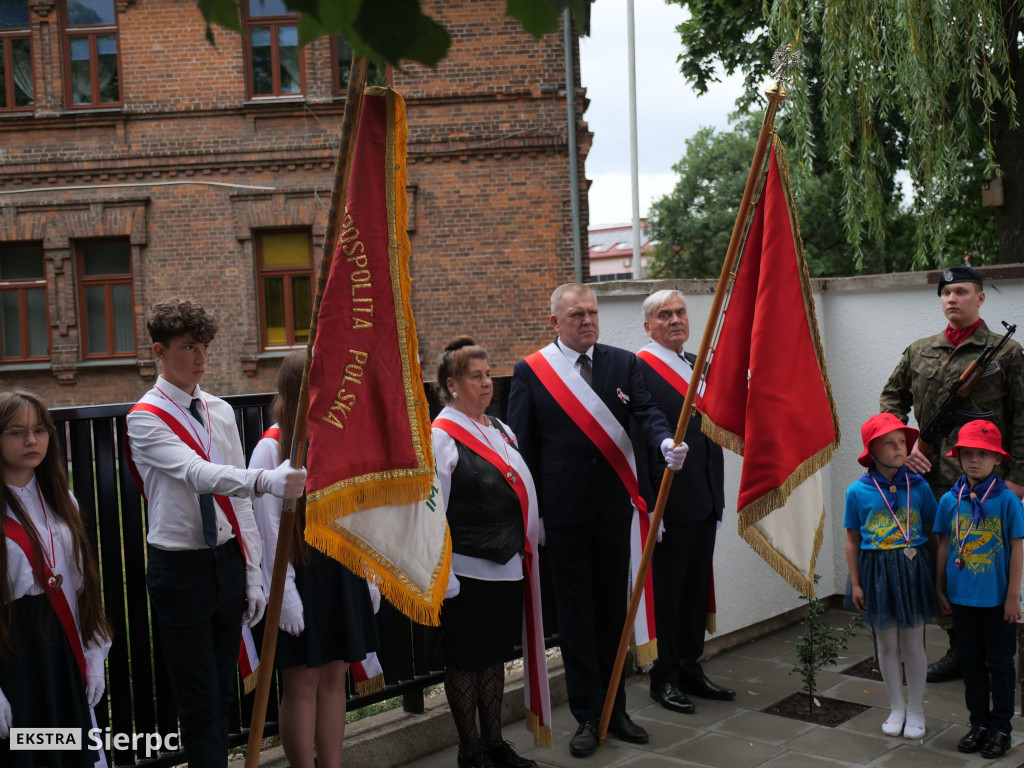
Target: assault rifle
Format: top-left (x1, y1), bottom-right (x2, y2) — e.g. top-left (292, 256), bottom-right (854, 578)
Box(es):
top-left (917, 320), bottom-right (1017, 454)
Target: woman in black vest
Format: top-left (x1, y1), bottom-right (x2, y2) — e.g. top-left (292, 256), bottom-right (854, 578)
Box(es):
top-left (431, 337), bottom-right (541, 768)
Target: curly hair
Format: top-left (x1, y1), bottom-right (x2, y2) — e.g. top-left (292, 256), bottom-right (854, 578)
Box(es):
top-left (146, 298), bottom-right (219, 345)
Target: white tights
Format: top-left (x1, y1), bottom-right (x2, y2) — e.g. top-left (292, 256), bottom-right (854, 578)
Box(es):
top-left (876, 622), bottom-right (927, 726)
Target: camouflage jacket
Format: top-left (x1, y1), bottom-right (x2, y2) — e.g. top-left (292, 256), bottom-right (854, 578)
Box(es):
top-left (879, 321), bottom-right (1024, 495)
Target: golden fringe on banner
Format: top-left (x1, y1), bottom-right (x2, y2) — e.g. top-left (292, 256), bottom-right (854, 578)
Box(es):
top-left (525, 710), bottom-right (554, 750)
top-left (632, 638), bottom-right (658, 669)
top-left (705, 612), bottom-right (716, 635)
top-left (354, 674), bottom-right (386, 697)
top-left (243, 671), bottom-right (257, 695)
top-left (740, 498), bottom-right (825, 598)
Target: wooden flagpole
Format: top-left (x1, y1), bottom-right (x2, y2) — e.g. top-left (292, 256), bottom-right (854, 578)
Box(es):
top-left (244, 55), bottom-right (369, 767)
top-left (596, 50), bottom-right (797, 744)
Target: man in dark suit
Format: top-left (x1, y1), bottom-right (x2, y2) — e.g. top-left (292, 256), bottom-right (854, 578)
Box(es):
top-left (635, 290), bottom-right (735, 716)
top-left (507, 283), bottom-right (687, 758)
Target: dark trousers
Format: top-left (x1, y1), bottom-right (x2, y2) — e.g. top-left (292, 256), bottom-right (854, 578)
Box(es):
top-left (545, 520), bottom-right (630, 723)
top-left (952, 603), bottom-right (1018, 734)
top-left (147, 539), bottom-right (245, 768)
top-left (650, 514), bottom-right (717, 684)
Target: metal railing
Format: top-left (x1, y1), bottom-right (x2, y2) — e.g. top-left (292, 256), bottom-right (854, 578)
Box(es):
top-left (49, 377), bottom-right (536, 767)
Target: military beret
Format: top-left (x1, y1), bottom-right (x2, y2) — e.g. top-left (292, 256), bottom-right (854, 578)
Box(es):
top-left (937, 265), bottom-right (983, 295)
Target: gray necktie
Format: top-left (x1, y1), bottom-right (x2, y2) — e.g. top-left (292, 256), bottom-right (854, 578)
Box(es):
top-left (189, 398), bottom-right (218, 550)
top-left (577, 354), bottom-right (593, 388)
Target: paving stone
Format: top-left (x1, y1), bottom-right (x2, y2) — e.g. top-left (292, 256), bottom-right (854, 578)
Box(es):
top-left (665, 732), bottom-right (784, 768)
top-left (783, 724), bottom-right (899, 764)
top-left (707, 709), bottom-right (817, 745)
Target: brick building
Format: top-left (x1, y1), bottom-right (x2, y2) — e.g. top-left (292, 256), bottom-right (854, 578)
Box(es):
top-left (0, 0), bottom-right (590, 406)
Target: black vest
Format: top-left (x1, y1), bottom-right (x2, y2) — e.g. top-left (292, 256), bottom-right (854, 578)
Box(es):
top-left (447, 440), bottom-right (525, 564)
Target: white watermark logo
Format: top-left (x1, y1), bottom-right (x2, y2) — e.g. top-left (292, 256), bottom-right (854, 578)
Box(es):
top-left (11, 728), bottom-right (179, 756)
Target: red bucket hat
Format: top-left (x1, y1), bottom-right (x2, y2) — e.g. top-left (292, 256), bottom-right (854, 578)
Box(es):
top-left (946, 420), bottom-right (1011, 462)
top-left (858, 413), bottom-right (919, 468)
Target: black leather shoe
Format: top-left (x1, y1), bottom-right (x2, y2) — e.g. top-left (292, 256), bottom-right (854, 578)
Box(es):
top-left (485, 740), bottom-right (536, 768)
top-left (956, 725), bottom-right (989, 753)
top-left (607, 712), bottom-right (649, 744)
top-left (569, 721), bottom-right (597, 758)
top-left (678, 674), bottom-right (736, 701)
top-left (457, 749), bottom-right (494, 768)
top-left (650, 681), bottom-right (695, 713)
top-left (926, 646), bottom-right (961, 682)
top-left (981, 730), bottom-right (1011, 759)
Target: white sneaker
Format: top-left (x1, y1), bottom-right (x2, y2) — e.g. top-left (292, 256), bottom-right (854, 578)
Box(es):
top-left (882, 711), bottom-right (906, 736)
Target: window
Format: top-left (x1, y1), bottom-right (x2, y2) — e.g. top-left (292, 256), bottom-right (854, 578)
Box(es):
top-left (62, 0), bottom-right (120, 107)
top-left (0, 243), bottom-right (48, 361)
top-left (332, 36), bottom-right (386, 95)
top-left (77, 240), bottom-right (134, 358)
top-left (257, 230), bottom-right (312, 348)
top-left (0, 1), bottom-right (32, 111)
top-left (243, 0), bottom-right (302, 98)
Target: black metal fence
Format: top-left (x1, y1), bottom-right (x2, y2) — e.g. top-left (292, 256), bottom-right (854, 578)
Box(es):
top-left (49, 378), bottom-right (527, 768)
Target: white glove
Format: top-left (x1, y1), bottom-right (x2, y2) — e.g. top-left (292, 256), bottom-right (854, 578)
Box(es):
top-left (661, 439), bottom-right (689, 472)
top-left (657, 519), bottom-right (665, 543)
top-left (367, 582), bottom-right (381, 614)
top-left (86, 673), bottom-right (105, 708)
top-left (243, 585), bottom-right (267, 627)
top-left (537, 518), bottom-right (546, 547)
top-left (445, 572), bottom-right (461, 599)
top-left (0, 685), bottom-right (11, 739)
top-left (279, 595), bottom-right (305, 637)
top-left (260, 460), bottom-right (307, 499)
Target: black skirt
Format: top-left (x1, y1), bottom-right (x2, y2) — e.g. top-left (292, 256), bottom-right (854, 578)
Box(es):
top-left (0, 594), bottom-right (100, 768)
top-left (436, 577), bottom-right (523, 671)
top-left (273, 548), bottom-right (380, 670)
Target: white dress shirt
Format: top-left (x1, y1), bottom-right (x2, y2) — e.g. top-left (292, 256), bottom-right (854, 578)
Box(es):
top-left (557, 337), bottom-right (594, 375)
top-left (126, 376), bottom-right (263, 589)
top-left (4, 477), bottom-right (111, 677)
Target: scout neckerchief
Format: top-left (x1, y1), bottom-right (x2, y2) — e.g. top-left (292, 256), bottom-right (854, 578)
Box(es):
top-left (523, 342), bottom-right (657, 664)
top-left (950, 473), bottom-right (1004, 570)
top-left (433, 409), bottom-right (552, 747)
top-left (126, 388), bottom-right (260, 690)
top-left (258, 427), bottom-right (386, 698)
top-left (865, 466), bottom-right (916, 559)
top-left (4, 513), bottom-right (87, 681)
top-left (636, 340), bottom-right (716, 633)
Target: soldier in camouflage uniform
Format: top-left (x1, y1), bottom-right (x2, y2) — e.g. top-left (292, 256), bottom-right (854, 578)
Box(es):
top-left (880, 265), bottom-right (1024, 682)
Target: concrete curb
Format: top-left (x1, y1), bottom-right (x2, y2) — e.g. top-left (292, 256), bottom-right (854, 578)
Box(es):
top-left (258, 660), bottom-right (567, 768)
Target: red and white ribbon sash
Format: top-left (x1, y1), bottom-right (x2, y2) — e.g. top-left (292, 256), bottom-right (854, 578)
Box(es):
top-left (4, 516), bottom-right (88, 681)
top-left (432, 415), bottom-right (552, 746)
top-left (523, 343), bottom-right (657, 662)
top-left (126, 391), bottom-right (259, 690)
top-left (636, 341), bottom-right (704, 400)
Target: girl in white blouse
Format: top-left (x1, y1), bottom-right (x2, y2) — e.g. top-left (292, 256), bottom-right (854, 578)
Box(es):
top-left (0, 390), bottom-right (111, 768)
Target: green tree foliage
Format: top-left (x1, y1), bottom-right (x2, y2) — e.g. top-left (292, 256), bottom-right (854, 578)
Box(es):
top-left (195, 0), bottom-right (586, 68)
top-left (666, 0), bottom-right (1018, 268)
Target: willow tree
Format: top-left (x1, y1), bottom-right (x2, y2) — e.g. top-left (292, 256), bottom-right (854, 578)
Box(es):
top-left (770, 0), bottom-right (1023, 266)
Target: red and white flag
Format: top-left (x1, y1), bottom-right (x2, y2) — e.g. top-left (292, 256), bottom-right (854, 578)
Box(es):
top-left (698, 136), bottom-right (840, 597)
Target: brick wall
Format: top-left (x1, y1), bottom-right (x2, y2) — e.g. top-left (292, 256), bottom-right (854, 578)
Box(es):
top-left (0, 0), bottom-right (589, 407)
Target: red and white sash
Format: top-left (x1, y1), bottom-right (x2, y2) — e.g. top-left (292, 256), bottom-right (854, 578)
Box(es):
top-left (433, 414), bottom-right (552, 748)
top-left (125, 390), bottom-right (260, 691)
top-left (523, 343), bottom-right (657, 664)
top-left (4, 516), bottom-right (87, 681)
top-left (637, 341), bottom-right (717, 634)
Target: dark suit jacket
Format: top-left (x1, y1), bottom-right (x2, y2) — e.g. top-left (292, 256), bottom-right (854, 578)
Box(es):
top-left (507, 341), bottom-right (673, 528)
top-left (635, 351), bottom-right (724, 525)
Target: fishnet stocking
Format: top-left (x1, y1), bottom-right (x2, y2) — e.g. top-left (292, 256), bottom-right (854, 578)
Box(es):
top-left (477, 664), bottom-right (505, 747)
top-left (445, 667), bottom-right (481, 756)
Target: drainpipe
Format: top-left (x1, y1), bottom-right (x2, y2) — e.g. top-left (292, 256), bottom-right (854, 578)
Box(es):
top-left (563, 7), bottom-right (583, 283)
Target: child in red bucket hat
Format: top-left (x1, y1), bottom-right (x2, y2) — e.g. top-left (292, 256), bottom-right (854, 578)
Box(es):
top-left (845, 413), bottom-right (939, 739)
top-left (934, 420), bottom-right (1024, 759)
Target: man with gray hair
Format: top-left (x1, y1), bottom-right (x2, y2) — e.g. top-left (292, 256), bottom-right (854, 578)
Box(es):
top-left (635, 290), bottom-right (734, 714)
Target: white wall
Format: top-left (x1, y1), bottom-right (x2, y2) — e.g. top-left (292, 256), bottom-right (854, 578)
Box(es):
top-left (591, 268), bottom-right (1024, 639)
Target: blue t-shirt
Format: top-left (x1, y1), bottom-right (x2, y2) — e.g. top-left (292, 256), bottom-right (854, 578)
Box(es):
top-left (843, 467), bottom-right (936, 549)
top-left (934, 477), bottom-right (1024, 608)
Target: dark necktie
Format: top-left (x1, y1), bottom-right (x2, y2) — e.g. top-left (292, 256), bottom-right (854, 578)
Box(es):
top-left (577, 354), bottom-right (593, 388)
top-left (189, 398), bottom-right (218, 550)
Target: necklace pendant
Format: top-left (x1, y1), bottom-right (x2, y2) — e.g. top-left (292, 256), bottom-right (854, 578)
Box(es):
top-left (904, 546), bottom-right (917, 560)
top-left (955, 556), bottom-right (965, 570)
top-left (48, 572), bottom-right (63, 591)
top-left (889, 485), bottom-right (897, 494)
top-left (506, 466), bottom-right (517, 484)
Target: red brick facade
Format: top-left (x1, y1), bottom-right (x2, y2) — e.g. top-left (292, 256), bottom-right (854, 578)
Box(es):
top-left (0, 0), bottom-right (590, 406)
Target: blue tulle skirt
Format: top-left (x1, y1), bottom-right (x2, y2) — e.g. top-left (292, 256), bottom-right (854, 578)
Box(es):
top-left (845, 546), bottom-right (939, 629)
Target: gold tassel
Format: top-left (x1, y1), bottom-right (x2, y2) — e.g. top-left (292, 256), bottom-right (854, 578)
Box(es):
top-left (353, 673), bottom-right (386, 697)
top-left (525, 710), bottom-right (554, 749)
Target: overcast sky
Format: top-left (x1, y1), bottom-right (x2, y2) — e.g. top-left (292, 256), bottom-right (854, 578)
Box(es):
top-left (579, 0), bottom-right (746, 228)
